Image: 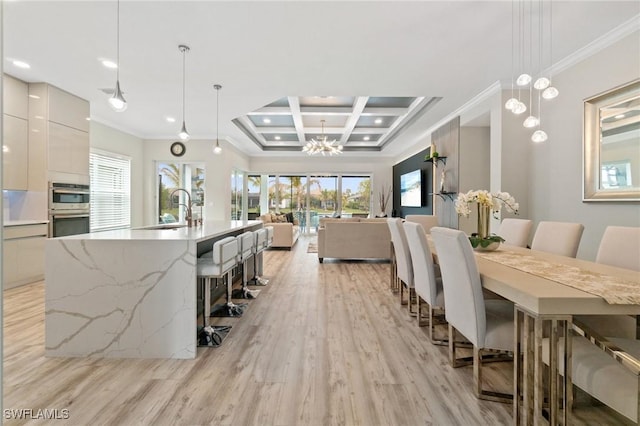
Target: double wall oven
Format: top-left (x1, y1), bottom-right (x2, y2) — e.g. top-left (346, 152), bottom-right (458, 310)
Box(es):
top-left (48, 182), bottom-right (90, 237)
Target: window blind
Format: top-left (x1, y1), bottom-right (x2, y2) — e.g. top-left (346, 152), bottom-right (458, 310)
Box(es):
top-left (89, 150), bottom-right (131, 232)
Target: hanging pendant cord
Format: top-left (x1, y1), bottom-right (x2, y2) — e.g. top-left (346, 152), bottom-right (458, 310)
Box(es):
top-left (182, 49), bottom-right (186, 123)
top-left (116, 0), bottom-right (120, 81)
top-left (216, 87), bottom-right (219, 144)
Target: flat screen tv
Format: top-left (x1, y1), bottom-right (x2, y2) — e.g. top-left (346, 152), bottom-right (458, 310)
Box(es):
top-left (400, 169), bottom-right (422, 207)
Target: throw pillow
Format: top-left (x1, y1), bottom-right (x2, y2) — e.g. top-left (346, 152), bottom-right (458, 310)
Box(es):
top-left (285, 212), bottom-right (294, 223)
top-left (275, 214), bottom-right (287, 223)
top-left (261, 214), bottom-right (272, 223)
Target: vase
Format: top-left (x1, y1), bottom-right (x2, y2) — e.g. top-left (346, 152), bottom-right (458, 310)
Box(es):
top-left (477, 203), bottom-right (491, 239)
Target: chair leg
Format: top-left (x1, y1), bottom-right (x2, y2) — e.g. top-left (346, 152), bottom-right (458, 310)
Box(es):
top-left (474, 347), bottom-right (513, 403)
top-left (429, 305), bottom-right (448, 346)
top-left (408, 288), bottom-right (417, 317)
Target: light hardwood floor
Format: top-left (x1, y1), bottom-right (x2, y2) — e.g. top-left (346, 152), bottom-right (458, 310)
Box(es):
top-left (3, 236), bottom-right (630, 425)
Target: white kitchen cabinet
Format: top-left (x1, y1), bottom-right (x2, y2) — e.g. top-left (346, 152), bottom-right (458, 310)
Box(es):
top-left (27, 84), bottom-right (48, 191)
top-left (48, 85), bottom-right (90, 132)
top-left (3, 74), bottom-right (28, 119)
top-left (3, 224), bottom-right (48, 288)
top-left (2, 114), bottom-right (29, 190)
top-left (48, 121), bottom-right (90, 176)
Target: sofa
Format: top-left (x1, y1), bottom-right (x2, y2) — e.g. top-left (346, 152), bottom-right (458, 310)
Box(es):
top-left (259, 213), bottom-right (300, 249)
top-left (317, 217), bottom-right (391, 262)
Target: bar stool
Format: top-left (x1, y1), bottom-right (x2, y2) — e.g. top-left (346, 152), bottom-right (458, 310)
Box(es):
top-left (251, 228), bottom-right (269, 286)
top-left (198, 236), bottom-right (244, 318)
top-left (232, 231), bottom-right (260, 299)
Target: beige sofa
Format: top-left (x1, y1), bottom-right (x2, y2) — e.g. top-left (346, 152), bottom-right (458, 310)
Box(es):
top-left (317, 218), bottom-right (391, 262)
top-left (259, 214), bottom-right (300, 249)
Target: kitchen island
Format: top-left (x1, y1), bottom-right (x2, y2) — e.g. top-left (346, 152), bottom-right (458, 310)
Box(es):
top-left (45, 220), bottom-right (262, 359)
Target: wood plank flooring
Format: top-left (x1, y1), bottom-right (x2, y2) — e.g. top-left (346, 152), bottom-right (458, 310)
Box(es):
top-left (3, 236), bottom-right (631, 425)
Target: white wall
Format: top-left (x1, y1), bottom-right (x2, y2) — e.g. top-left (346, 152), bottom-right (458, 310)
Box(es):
top-left (143, 138), bottom-right (250, 224)
top-left (90, 121), bottom-right (145, 227)
top-left (249, 155), bottom-right (394, 216)
top-left (528, 32), bottom-right (640, 260)
top-left (458, 126), bottom-right (490, 236)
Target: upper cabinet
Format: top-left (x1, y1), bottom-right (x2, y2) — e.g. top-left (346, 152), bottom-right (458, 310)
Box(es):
top-left (3, 74), bottom-right (28, 119)
top-left (2, 75), bottom-right (29, 190)
top-left (48, 86), bottom-right (90, 132)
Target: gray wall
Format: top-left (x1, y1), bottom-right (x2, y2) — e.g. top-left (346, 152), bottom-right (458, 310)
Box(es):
top-left (528, 32), bottom-right (640, 260)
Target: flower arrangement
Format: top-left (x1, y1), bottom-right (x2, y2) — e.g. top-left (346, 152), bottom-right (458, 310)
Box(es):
top-left (455, 190), bottom-right (519, 249)
top-left (377, 185), bottom-right (392, 217)
top-left (455, 190), bottom-right (519, 218)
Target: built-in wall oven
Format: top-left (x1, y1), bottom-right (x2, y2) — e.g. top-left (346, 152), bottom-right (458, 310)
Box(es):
top-left (48, 182), bottom-right (90, 237)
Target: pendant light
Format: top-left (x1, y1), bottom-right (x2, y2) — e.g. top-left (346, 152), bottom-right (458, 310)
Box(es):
top-left (178, 45), bottom-right (190, 141)
top-left (213, 84), bottom-right (222, 155)
top-left (108, 0), bottom-right (127, 112)
top-left (541, 0), bottom-right (559, 100)
top-left (504, 0), bottom-right (519, 111)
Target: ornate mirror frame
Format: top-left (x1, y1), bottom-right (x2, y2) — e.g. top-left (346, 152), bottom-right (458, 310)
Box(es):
top-left (583, 79), bottom-right (640, 201)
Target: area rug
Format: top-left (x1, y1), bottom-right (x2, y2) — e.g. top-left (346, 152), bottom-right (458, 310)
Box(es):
top-left (307, 241), bottom-right (318, 253)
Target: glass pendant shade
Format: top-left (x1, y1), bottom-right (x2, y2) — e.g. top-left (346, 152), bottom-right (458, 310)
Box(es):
top-left (108, 80), bottom-right (127, 112)
top-left (531, 129), bottom-right (548, 143)
top-left (505, 97), bottom-right (519, 111)
top-left (534, 77), bottom-right (550, 90)
top-left (523, 115), bottom-right (539, 128)
top-left (516, 73), bottom-right (532, 86)
top-left (512, 101), bottom-right (527, 115)
top-left (542, 86), bottom-right (559, 99)
top-left (213, 141), bottom-right (222, 155)
top-left (178, 121), bottom-right (190, 141)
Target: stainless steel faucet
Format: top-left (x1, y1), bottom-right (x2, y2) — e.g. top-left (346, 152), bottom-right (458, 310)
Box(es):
top-left (170, 188), bottom-right (194, 227)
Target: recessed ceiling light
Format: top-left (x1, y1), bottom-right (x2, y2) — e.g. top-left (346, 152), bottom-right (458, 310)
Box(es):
top-left (363, 136), bottom-right (370, 141)
top-left (12, 60), bottom-right (30, 69)
top-left (28, 94), bottom-right (40, 99)
top-left (615, 114), bottom-right (625, 119)
top-left (101, 59), bottom-right (118, 69)
top-left (374, 118), bottom-right (383, 124)
top-left (263, 118), bottom-right (271, 124)
top-left (274, 136), bottom-right (281, 140)
top-left (165, 116), bottom-right (176, 123)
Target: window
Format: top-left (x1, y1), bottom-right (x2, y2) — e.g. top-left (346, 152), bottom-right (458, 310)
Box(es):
top-left (157, 162), bottom-right (205, 224)
top-left (90, 150), bottom-right (131, 231)
top-left (231, 170), bottom-right (244, 220)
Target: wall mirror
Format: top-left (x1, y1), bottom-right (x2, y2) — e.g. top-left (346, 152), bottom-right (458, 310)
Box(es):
top-left (584, 79), bottom-right (640, 201)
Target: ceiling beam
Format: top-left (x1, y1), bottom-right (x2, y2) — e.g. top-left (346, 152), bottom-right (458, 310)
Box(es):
top-left (288, 96), bottom-right (307, 143)
top-left (340, 96), bottom-right (369, 144)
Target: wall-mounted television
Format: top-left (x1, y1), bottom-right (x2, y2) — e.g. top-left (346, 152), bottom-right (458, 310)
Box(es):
top-left (400, 169), bottom-right (422, 207)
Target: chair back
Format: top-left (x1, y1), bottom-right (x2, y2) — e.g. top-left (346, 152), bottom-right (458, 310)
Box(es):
top-left (531, 221), bottom-right (584, 258)
top-left (237, 232), bottom-right (254, 262)
top-left (254, 228), bottom-right (268, 252)
top-left (213, 236), bottom-right (239, 272)
top-left (405, 215), bottom-right (439, 234)
top-left (387, 218), bottom-right (413, 286)
top-left (431, 227), bottom-right (485, 347)
top-left (403, 221), bottom-right (438, 306)
top-left (596, 226), bottom-right (640, 271)
top-left (497, 218), bottom-right (532, 247)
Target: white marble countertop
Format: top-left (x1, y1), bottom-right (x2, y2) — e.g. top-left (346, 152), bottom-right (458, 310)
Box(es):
top-left (4, 219), bottom-right (49, 227)
top-left (54, 220), bottom-right (262, 243)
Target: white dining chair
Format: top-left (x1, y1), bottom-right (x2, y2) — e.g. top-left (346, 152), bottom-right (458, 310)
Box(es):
top-left (596, 226), bottom-right (640, 271)
top-left (403, 221), bottom-right (446, 343)
top-left (497, 218), bottom-right (532, 248)
top-left (431, 226), bottom-right (514, 402)
top-left (405, 215), bottom-right (439, 234)
top-left (387, 218), bottom-right (416, 314)
top-left (531, 221), bottom-right (584, 258)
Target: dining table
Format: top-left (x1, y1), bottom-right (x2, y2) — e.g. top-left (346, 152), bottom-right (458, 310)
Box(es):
top-left (430, 239), bottom-right (640, 425)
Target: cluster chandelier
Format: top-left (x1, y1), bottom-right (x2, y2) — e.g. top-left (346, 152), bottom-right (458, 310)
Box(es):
top-left (303, 120), bottom-right (343, 156)
top-left (108, 0), bottom-right (127, 112)
top-left (505, 0), bottom-right (559, 143)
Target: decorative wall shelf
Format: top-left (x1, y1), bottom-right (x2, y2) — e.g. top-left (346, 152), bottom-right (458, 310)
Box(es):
top-left (430, 191), bottom-right (456, 201)
top-left (425, 156), bottom-right (447, 167)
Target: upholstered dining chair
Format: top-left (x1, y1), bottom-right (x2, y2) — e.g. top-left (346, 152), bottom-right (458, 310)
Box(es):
top-left (497, 218), bottom-right (532, 248)
top-left (197, 236), bottom-right (241, 320)
top-left (530, 221), bottom-right (584, 258)
top-left (596, 226), bottom-right (640, 271)
top-left (431, 226), bottom-right (514, 402)
top-left (405, 215), bottom-right (439, 234)
top-left (403, 221), bottom-right (446, 343)
top-left (387, 218), bottom-right (416, 314)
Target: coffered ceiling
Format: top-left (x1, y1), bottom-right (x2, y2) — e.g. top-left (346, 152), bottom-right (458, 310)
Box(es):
top-left (2, 1), bottom-right (638, 158)
top-left (233, 95), bottom-right (441, 152)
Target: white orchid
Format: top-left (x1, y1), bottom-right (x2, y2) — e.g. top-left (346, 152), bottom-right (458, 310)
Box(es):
top-left (455, 190), bottom-right (519, 218)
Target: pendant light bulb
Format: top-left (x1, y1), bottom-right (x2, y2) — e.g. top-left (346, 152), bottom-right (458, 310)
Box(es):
top-left (534, 77), bottom-right (550, 90)
top-left (523, 115), bottom-right (539, 128)
top-left (109, 80), bottom-right (127, 112)
top-left (531, 129), bottom-right (548, 143)
top-left (178, 121), bottom-right (189, 141)
top-left (516, 73), bottom-right (531, 86)
top-left (512, 101), bottom-right (527, 115)
top-left (505, 97), bottom-right (519, 111)
top-left (542, 86), bottom-right (559, 100)
top-left (213, 142), bottom-right (222, 155)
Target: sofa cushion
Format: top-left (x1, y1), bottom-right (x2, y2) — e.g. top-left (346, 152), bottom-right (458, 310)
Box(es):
top-left (260, 214), bottom-right (272, 223)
